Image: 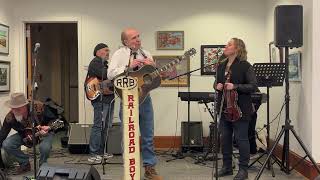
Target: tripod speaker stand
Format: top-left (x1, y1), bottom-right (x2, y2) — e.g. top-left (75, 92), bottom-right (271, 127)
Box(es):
top-left (255, 47), bottom-right (320, 179)
top-left (248, 63), bottom-right (286, 176)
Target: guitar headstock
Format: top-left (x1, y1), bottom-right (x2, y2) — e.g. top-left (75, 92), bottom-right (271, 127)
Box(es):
top-left (184, 48), bottom-right (197, 57)
top-left (50, 119), bottom-right (64, 130)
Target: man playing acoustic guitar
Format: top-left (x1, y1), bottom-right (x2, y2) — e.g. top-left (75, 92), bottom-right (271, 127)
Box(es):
top-left (108, 28), bottom-right (162, 180)
top-left (0, 93), bottom-right (58, 174)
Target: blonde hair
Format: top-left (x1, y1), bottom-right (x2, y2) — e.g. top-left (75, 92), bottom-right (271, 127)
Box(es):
top-left (232, 38), bottom-right (247, 61)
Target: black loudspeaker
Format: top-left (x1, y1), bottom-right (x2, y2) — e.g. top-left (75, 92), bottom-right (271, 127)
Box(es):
top-left (274, 5), bottom-right (303, 48)
top-left (181, 121), bottom-right (203, 150)
top-left (37, 164), bottom-right (101, 180)
top-left (106, 122), bottom-right (122, 155)
top-left (68, 124), bottom-right (92, 154)
top-left (68, 123), bottom-right (122, 154)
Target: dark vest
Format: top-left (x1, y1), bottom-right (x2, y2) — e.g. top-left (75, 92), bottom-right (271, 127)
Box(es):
top-left (216, 58), bottom-right (253, 117)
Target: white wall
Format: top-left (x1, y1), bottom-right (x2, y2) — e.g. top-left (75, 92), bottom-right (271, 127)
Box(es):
top-left (312, 0), bottom-right (320, 161)
top-left (0, 0), bottom-right (12, 121)
top-left (6, 0), bottom-right (270, 138)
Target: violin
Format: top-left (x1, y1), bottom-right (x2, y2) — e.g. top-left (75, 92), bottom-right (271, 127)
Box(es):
top-left (223, 70), bottom-right (242, 121)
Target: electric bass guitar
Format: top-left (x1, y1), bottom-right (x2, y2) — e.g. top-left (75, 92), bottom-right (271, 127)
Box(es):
top-left (84, 77), bottom-right (114, 100)
top-left (22, 119), bottom-right (64, 148)
top-left (114, 48), bottom-right (196, 103)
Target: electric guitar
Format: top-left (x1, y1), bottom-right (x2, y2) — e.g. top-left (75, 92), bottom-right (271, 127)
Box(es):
top-left (22, 119), bottom-right (64, 148)
top-left (84, 77), bottom-right (114, 100)
top-left (114, 48), bottom-right (196, 103)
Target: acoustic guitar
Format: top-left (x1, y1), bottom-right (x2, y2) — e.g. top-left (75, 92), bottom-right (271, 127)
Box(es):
top-left (114, 48), bottom-right (196, 103)
top-left (22, 119), bottom-right (64, 148)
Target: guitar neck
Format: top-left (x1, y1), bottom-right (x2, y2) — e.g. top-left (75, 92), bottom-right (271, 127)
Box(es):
top-left (158, 55), bottom-right (188, 73)
top-left (34, 126), bottom-right (52, 138)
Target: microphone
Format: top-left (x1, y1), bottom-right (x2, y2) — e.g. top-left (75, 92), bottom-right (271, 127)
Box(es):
top-left (34, 43), bottom-right (40, 53)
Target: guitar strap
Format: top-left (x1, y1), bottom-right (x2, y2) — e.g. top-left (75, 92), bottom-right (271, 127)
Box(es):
top-left (139, 48), bottom-right (147, 59)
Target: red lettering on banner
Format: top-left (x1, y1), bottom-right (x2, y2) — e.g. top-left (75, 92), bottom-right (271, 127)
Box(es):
top-left (128, 95), bottom-right (134, 102)
top-left (127, 94), bottom-right (137, 179)
top-left (130, 173), bottom-right (135, 180)
top-left (129, 138), bottom-right (135, 146)
top-left (128, 102), bottom-right (134, 109)
top-left (129, 116), bottom-right (134, 123)
top-left (130, 166), bottom-right (135, 173)
top-left (129, 158), bottom-right (136, 179)
top-left (129, 158), bottom-right (135, 165)
top-left (128, 124), bottom-right (135, 131)
top-left (129, 146), bottom-right (135, 153)
top-left (129, 131), bottom-right (135, 138)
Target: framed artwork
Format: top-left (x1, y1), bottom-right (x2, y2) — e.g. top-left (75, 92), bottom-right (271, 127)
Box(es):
top-left (0, 61), bottom-right (10, 92)
top-left (0, 24), bottom-right (9, 55)
top-left (153, 55), bottom-right (189, 87)
top-left (156, 31), bottom-right (184, 50)
top-left (288, 51), bottom-right (302, 82)
top-left (200, 45), bottom-right (225, 75)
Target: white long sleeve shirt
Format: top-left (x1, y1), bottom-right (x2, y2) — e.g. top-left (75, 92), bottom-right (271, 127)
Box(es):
top-left (107, 46), bottom-right (153, 79)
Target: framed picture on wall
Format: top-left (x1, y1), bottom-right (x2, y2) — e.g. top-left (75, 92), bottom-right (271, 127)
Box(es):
top-left (288, 51), bottom-right (302, 82)
top-left (153, 55), bottom-right (189, 87)
top-left (0, 24), bottom-right (9, 55)
top-left (200, 45), bottom-right (225, 75)
top-left (0, 61), bottom-right (10, 92)
top-left (156, 31), bottom-right (184, 50)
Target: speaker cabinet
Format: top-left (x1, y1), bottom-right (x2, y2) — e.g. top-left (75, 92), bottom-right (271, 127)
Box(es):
top-left (68, 124), bottom-right (92, 154)
top-left (106, 122), bottom-right (122, 155)
top-left (181, 121), bottom-right (203, 151)
top-left (68, 123), bottom-right (122, 154)
top-left (274, 5), bottom-right (303, 48)
top-left (37, 164), bottom-right (101, 180)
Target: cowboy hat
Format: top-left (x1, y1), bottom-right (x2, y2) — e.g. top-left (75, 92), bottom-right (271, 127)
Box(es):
top-left (5, 93), bottom-right (29, 108)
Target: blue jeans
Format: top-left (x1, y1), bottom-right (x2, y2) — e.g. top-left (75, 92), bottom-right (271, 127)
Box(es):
top-left (120, 95), bottom-right (157, 166)
top-left (2, 132), bottom-right (54, 166)
top-left (89, 100), bottom-right (114, 155)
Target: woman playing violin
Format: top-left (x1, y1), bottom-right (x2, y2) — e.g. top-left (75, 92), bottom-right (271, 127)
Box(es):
top-left (214, 38), bottom-right (257, 180)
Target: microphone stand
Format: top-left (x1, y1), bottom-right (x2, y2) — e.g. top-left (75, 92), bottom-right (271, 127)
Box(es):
top-left (100, 57), bottom-right (112, 175)
top-left (30, 46), bottom-right (39, 178)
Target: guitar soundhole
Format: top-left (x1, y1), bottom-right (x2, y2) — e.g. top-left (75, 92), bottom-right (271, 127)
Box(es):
top-left (143, 74), bottom-right (152, 85)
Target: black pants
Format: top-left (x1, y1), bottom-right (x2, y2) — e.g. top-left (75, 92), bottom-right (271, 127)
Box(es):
top-left (248, 112), bottom-right (257, 154)
top-left (221, 114), bottom-right (250, 170)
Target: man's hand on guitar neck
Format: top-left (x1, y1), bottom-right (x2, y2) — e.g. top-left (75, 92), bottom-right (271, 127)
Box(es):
top-left (36, 125), bottom-right (50, 136)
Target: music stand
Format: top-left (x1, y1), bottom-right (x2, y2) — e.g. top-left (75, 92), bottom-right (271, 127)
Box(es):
top-left (255, 48), bottom-right (320, 179)
top-left (248, 63), bottom-right (285, 177)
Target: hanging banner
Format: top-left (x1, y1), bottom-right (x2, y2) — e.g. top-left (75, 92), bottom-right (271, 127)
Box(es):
top-left (114, 75), bottom-right (140, 180)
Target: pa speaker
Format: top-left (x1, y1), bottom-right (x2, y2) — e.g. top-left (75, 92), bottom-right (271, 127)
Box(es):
top-left (68, 124), bottom-right (92, 154)
top-left (106, 122), bottom-right (122, 155)
top-left (181, 121), bottom-right (203, 148)
top-left (68, 123), bottom-right (122, 154)
top-left (37, 164), bottom-right (101, 180)
top-left (274, 5), bottom-right (303, 48)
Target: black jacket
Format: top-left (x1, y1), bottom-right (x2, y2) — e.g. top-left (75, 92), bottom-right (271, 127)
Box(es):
top-left (215, 58), bottom-right (257, 117)
top-left (87, 56), bottom-right (114, 102)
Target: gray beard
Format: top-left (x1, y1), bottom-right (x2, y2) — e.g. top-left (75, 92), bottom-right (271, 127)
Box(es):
top-left (14, 114), bottom-right (23, 122)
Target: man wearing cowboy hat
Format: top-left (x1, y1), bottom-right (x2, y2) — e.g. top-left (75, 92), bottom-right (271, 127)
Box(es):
top-left (0, 93), bottom-right (55, 174)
